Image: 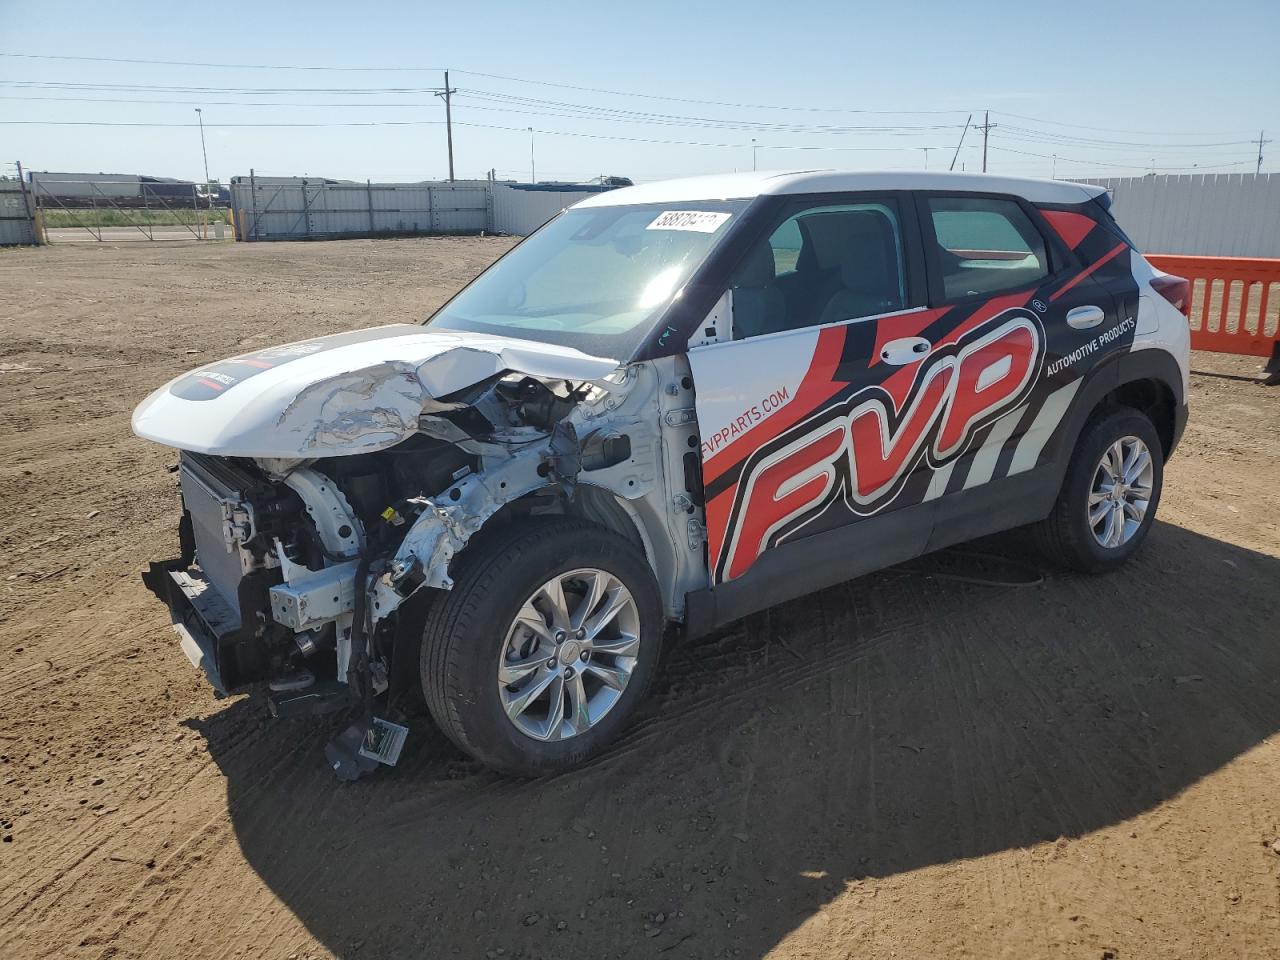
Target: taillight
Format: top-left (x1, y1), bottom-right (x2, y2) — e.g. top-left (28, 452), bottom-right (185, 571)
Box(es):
top-left (1150, 274), bottom-right (1191, 319)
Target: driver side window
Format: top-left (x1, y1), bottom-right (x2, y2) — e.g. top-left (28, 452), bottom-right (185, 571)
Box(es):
top-left (730, 200), bottom-right (907, 340)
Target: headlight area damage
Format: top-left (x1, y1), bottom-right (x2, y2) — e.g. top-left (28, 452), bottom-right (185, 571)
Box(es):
top-left (134, 328), bottom-right (697, 779)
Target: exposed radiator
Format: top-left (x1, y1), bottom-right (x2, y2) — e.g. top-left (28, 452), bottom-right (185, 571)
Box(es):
top-left (178, 454), bottom-right (258, 614)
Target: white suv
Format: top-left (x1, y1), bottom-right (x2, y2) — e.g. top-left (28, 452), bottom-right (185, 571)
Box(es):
top-left (134, 170), bottom-right (1190, 777)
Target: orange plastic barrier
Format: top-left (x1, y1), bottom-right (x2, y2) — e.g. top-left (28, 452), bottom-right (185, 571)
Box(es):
top-left (1146, 255), bottom-right (1280, 358)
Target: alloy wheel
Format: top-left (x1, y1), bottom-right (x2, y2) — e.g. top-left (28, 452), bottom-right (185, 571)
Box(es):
top-left (497, 568), bottom-right (641, 741)
top-left (1088, 435), bottom-right (1154, 549)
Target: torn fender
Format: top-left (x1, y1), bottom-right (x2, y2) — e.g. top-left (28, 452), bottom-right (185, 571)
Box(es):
top-left (131, 324), bottom-right (618, 458)
top-left (371, 449), bottom-right (551, 619)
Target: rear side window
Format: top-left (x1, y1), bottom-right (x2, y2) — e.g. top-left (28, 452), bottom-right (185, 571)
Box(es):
top-left (926, 196), bottom-right (1049, 300)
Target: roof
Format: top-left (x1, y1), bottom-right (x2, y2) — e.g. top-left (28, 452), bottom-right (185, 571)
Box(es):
top-left (574, 169), bottom-right (1106, 208)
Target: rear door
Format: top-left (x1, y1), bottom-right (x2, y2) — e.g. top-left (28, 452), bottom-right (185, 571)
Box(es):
top-left (913, 192), bottom-right (1129, 546)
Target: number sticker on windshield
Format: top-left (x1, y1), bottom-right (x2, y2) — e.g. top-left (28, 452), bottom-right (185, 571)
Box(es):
top-left (647, 211), bottom-right (732, 233)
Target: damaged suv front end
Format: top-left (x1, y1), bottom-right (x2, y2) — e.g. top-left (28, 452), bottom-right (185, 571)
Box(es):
top-left (135, 198), bottom-right (745, 777)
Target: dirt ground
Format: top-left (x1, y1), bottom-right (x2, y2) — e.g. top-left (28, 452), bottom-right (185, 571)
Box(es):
top-left (1, 238), bottom-right (1278, 960)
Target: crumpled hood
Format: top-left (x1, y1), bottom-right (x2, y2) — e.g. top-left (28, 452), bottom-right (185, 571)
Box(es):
top-left (131, 324), bottom-right (619, 458)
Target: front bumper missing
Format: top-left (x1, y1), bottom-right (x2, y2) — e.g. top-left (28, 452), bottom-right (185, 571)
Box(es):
top-left (143, 560), bottom-right (357, 718)
top-left (143, 561), bottom-right (234, 696)
top-left (268, 559), bottom-right (358, 631)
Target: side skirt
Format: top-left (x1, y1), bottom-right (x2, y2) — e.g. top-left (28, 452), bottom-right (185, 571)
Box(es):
top-left (684, 501), bottom-right (935, 638)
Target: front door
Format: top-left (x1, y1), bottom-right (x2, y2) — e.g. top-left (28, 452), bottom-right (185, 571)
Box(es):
top-left (690, 194), bottom-right (939, 586)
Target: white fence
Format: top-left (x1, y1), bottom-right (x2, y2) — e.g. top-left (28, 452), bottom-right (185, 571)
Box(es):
top-left (491, 184), bottom-right (595, 236)
top-left (229, 177), bottom-right (602, 241)
top-left (1082, 173), bottom-right (1280, 258)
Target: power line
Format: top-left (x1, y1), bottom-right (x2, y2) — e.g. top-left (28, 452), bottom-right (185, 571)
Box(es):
top-left (0, 115), bottom-right (950, 153)
top-left (994, 110), bottom-right (1259, 138)
top-left (455, 89), bottom-right (963, 134)
top-left (996, 123), bottom-right (1259, 150)
top-left (6, 115), bottom-right (1250, 173)
top-left (7, 87), bottom-right (1248, 154)
top-left (0, 52), bottom-right (969, 115)
top-left (0, 89), bottom-right (964, 137)
top-left (4, 52), bottom-right (1266, 173)
top-left (988, 144), bottom-right (1256, 172)
top-left (0, 80), bottom-right (444, 95)
top-left (0, 119), bottom-right (450, 127)
top-left (0, 94), bottom-right (456, 107)
top-left (451, 68), bottom-right (969, 115)
top-left (0, 51), bottom-right (444, 72)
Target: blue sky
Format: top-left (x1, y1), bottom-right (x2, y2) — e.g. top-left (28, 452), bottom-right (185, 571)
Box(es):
top-left (3, 0), bottom-right (1277, 184)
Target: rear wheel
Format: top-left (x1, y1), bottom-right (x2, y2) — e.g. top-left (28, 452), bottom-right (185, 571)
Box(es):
top-left (1033, 407), bottom-right (1164, 573)
top-left (419, 517), bottom-right (662, 776)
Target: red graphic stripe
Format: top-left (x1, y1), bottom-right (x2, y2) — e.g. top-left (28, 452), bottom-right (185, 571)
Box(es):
top-left (703, 325), bottom-right (849, 487)
top-left (704, 482), bottom-right (738, 575)
top-left (1041, 209), bottom-right (1096, 250)
top-left (242, 358), bottom-right (275, 369)
top-left (934, 290), bottom-right (1033, 351)
top-left (879, 360), bottom-right (927, 412)
top-left (1050, 242), bottom-right (1127, 302)
top-left (196, 377), bottom-right (226, 391)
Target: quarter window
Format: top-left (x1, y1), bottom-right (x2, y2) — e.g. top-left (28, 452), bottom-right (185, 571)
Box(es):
top-left (926, 197), bottom-right (1049, 300)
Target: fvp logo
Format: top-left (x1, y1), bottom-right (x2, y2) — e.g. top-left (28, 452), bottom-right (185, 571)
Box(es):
top-left (717, 312), bottom-right (1043, 582)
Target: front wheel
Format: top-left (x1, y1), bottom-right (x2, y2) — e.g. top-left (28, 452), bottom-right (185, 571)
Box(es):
top-left (419, 517), bottom-right (663, 776)
top-left (1033, 407), bottom-right (1164, 573)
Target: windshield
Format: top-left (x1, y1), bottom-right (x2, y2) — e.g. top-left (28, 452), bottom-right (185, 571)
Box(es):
top-left (427, 200), bottom-right (749, 359)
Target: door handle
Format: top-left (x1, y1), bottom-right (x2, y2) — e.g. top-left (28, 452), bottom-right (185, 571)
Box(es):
top-left (880, 336), bottom-right (932, 365)
top-left (1066, 305), bottom-right (1106, 329)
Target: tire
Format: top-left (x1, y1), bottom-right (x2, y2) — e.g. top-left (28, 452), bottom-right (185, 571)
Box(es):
top-left (1033, 406), bottom-right (1164, 573)
top-left (419, 516), bottom-right (663, 776)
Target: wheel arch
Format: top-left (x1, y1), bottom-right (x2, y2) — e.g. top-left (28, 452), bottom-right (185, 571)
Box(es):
top-left (470, 481), bottom-right (653, 560)
top-left (1030, 349), bottom-right (1184, 523)
top-left (1101, 348), bottom-right (1185, 458)
top-left (1053, 349), bottom-right (1185, 468)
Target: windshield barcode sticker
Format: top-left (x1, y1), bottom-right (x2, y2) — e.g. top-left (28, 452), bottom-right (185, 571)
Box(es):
top-left (647, 210), bottom-right (731, 233)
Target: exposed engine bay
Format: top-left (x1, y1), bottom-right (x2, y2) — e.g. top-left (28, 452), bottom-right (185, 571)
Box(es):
top-left (140, 347), bottom-right (706, 778)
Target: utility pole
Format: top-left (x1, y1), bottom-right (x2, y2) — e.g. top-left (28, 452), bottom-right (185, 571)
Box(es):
top-left (949, 114), bottom-right (972, 171)
top-left (751, 138), bottom-right (758, 171)
top-left (194, 108), bottom-right (210, 186)
top-left (435, 70), bottom-right (457, 182)
top-left (1255, 130), bottom-right (1270, 175)
top-left (978, 110), bottom-right (996, 173)
top-left (528, 127), bottom-right (536, 183)
top-left (920, 146), bottom-right (933, 170)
